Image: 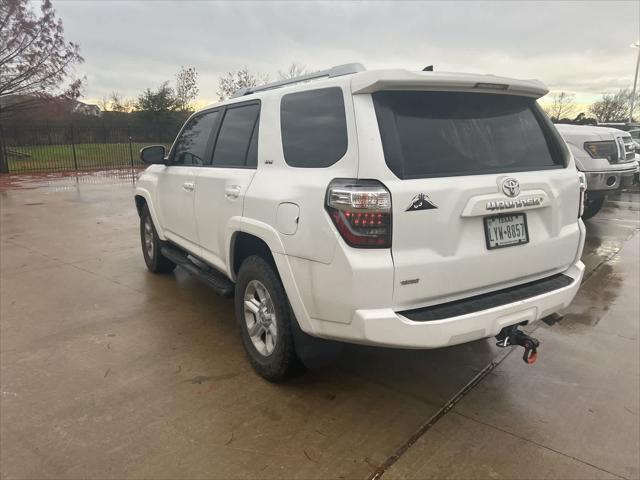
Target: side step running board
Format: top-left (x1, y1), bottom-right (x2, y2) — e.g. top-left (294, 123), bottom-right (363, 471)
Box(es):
top-left (160, 244), bottom-right (234, 298)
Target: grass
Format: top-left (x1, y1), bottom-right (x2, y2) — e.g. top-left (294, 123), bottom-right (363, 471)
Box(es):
top-left (6, 143), bottom-right (172, 173)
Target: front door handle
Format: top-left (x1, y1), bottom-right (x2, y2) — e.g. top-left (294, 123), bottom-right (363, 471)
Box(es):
top-left (225, 185), bottom-right (241, 200)
top-left (182, 181), bottom-right (195, 192)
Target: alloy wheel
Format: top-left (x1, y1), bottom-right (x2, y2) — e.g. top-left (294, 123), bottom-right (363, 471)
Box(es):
top-left (243, 280), bottom-right (277, 356)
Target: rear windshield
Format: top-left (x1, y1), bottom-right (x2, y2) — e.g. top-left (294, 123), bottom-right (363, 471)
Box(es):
top-left (372, 91), bottom-right (565, 179)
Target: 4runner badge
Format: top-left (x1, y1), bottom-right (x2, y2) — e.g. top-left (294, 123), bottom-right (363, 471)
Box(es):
top-left (406, 194), bottom-right (438, 212)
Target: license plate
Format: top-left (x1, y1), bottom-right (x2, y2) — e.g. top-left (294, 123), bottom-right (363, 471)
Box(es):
top-left (484, 214), bottom-right (529, 250)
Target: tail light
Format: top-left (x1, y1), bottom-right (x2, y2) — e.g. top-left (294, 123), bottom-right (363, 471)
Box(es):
top-left (325, 179), bottom-right (392, 248)
top-left (578, 172), bottom-right (587, 218)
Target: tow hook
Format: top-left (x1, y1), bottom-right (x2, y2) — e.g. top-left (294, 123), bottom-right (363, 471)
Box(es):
top-left (495, 325), bottom-right (540, 365)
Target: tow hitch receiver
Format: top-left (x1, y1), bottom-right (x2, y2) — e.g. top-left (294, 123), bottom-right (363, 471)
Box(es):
top-left (495, 325), bottom-right (540, 364)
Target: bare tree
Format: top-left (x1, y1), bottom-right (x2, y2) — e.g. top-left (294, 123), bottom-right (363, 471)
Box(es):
top-left (217, 67), bottom-right (269, 101)
top-left (97, 95), bottom-right (110, 112)
top-left (0, 0), bottom-right (85, 171)
top-left (0, 0), bottom-right (83, 114)
top-left (175, 66), bottom-right (199, 111)
top-left (589, 89), bottom-right (633, 123)
top-left (109, 91), bottom-right (127, 112)
top-left (122, 98), bottom-right (136, 113)
top-left (109, 92), bottom-right (135, 113)
top-left (544, 92), bottom-right (577, 122)
top-left (61, 77), bottom-right (84, 101)
top-left (278, 63), bottom-right (308, 80)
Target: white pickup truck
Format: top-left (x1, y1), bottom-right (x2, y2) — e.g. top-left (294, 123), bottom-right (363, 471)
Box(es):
top-left (555, 124), bottom-right (638, 218)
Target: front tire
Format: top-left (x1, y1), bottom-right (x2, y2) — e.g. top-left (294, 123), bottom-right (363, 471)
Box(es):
top-left (235, 256), bottom-right (304, 382)
top-left (140, 205), bottom-right (176, 273)
top-left (582, 194), bottom-right (605, 220)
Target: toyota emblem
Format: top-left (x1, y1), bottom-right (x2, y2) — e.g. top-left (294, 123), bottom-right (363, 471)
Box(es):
top-left (501, 178), bottom-right (520, 197)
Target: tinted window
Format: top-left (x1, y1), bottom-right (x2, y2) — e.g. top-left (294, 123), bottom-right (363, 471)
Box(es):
top-left (280, 87), bottom-right (347, 168)
top-left (246, 123), bottom-right (259, 168)
top-left (372, 91), bottom-right (564, 179)
top-left (211, 103), bottom-right (260, 168)
top-left (172, 110), bottom-right (220, 165)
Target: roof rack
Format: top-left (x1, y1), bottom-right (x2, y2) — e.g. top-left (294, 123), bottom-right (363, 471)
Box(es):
top-left (230, 63), bottom-right (366, 98)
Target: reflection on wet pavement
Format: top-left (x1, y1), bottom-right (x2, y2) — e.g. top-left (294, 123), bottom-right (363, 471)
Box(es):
top-left (1, 173), bottom-right (638, 479)
top-left (560, 262), bottom-right (623, 328)
top-left (0, 168), bottom-right (140, 191)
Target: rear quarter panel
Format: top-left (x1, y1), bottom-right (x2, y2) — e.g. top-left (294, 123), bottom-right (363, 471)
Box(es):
top-left (241, 80), bottom-right (359, 265)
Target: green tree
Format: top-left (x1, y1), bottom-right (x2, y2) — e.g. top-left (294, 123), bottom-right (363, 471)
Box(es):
top-left (136, 81), bottom-right (176, 112)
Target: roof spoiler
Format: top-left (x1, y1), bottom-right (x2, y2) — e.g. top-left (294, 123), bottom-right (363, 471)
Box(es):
top-left (351, 70), bottom-right (549, 98)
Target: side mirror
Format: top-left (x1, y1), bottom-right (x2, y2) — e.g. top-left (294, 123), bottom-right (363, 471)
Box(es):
top-left (140, 145), bottom-right (166, 165)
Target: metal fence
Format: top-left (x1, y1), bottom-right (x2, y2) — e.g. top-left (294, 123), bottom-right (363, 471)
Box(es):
top-left (0, 125), bottom-right (179, 174)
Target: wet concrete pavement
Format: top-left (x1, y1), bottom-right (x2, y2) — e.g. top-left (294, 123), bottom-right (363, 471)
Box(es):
top-left (1, 176), bottom-right (638, 479)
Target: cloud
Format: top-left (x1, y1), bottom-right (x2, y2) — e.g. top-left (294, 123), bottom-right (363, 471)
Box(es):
top-left (53, 0), bottom-right (639, 104)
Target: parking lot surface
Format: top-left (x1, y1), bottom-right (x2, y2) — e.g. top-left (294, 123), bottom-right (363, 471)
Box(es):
top-left (1, 174), bottom-right (638, 479)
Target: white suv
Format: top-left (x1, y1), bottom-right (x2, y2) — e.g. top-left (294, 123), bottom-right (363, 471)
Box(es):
top-left (135, 64), bottom-right (586, 381)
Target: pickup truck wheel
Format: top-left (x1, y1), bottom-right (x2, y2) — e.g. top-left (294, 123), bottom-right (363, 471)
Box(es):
top-left (235, 256), bottom-right (304, 382)
top-left (140, 205), bottom-right (176, 273)
top-left (582, 194), bottom-right (605, 220)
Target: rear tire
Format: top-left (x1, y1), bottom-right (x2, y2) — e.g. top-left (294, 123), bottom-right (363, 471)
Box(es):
top-left (235, 255), bottom-right (304, 382)
top-left (582, 194), bottom-right (605, 220)
top-left (140, 205), bottom-right (176, 274)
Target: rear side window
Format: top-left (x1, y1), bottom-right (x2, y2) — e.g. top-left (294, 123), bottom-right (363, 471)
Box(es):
top-left (372, 91), bottom-right (564, 179)
top-left (212, 103), bottom-right (260, 168)
top-left (172, 110), bottom-right (221, 165)
top-left (280, 87), bottom-right (348, 168)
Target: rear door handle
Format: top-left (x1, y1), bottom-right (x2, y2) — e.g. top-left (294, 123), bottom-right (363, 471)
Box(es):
top-left (182, 181), bottom-right (195, 192)
top-left (225, 185), bottom-right (241, 200)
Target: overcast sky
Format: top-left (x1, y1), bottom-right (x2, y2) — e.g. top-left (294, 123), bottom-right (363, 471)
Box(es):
top-left (53, 0), bottom-right (640, 106)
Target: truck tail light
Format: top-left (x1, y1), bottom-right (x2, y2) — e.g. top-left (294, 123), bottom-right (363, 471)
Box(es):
top-left (578, 172), bottom-right (586, 218)
top-left (325, 179), bottom-right (392, 248)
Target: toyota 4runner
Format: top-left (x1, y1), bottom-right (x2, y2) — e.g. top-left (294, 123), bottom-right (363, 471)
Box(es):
top-left (135, 64), bottom-right (586, 381)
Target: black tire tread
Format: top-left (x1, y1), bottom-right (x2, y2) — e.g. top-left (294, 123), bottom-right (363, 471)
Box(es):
top-left (140, 205), bottom-right (176, 274)
top-left (582, 195), bottom-right (605, 220)
top-left (235, 255), bottom-right (304, 382)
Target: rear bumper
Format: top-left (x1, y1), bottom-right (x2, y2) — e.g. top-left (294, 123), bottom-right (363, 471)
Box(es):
top-left (584, 163), bottom-right (638, 192)
top-left (312, 261), bottom-right (584, 349)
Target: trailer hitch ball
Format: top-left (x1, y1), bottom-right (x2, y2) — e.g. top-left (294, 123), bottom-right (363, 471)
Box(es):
top-left (495, 325), bottom-right (540, 365)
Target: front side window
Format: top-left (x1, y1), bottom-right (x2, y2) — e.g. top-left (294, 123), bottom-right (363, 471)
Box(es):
top-left (172, 110), bottom-right (221, 166)
top-left (211, 103), bottom-right (260, 168)
top-left (280, 87), bottom-right (348, 168)
top-left (372, 91), bottom-right (565, 179)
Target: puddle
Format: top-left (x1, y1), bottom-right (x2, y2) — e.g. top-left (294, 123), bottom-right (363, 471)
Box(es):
top-left (560, 261), bottom-right (623, 329)
top-left (0, 168), bottom-right (143, 191)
